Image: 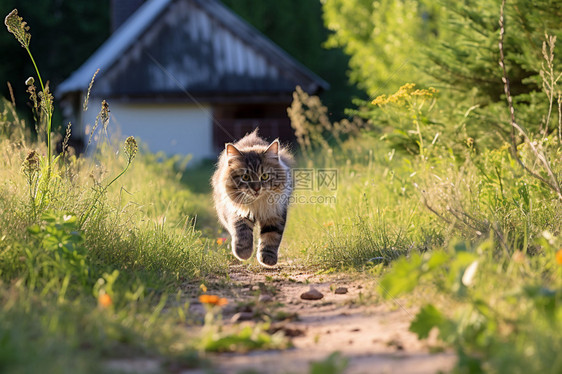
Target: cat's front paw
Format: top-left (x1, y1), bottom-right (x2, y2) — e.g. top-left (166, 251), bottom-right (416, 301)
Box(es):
top-left (257, 249), bottom-right (278, 267)
top-left (232, 240), bottom-right (253, 261)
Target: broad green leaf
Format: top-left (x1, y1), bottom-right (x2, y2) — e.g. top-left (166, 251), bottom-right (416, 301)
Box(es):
top-left (409, 304), bottom-right (445, 339)
top-left (310, 352), bottom-right (349, 374)
top-left (424, 250), bottom-right (449, 271)
top-left (378, 254), bottom-right (423, 299)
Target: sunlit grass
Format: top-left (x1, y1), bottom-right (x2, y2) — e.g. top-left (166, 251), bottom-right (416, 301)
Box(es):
top-left (284, 138), bottom-right (442, 269)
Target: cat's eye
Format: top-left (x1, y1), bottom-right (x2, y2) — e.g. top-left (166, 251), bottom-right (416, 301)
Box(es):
top-left (241, 174), bottom-right (250, 182)
top-left (261, 173), bottom-right (269, 181)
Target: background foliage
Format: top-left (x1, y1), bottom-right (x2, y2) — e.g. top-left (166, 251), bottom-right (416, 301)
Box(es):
top-left (0, 0), bottom-right (110, 122)
top-left (1, 0), bottom-right (562, 372)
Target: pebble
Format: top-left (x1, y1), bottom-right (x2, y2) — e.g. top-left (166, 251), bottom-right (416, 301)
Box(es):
top-left (334, 287), bottom-right (348, 294)
top-left (300, 286), bottom-right (324, 300)
top-left (230, 312), bottom-right (254, 323)
top-left (259, 294), bottom-right (273, 303)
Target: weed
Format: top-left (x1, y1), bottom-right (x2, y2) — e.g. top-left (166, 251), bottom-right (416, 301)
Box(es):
top-left (5, 10), bottom-right (53, 169)
top-left (309, 352), bottom-right (348, 374)
top-left (198, 294), bottom-right (289, 353)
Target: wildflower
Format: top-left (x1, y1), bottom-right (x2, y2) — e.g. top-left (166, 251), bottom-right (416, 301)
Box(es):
top-left (199, 294), bottom-right (228, 307)
top-left (371, 83), bottom-right (437, 106)
top-left (371, 94), bottom-right (387, 106)
top-left (556, 249), bottom-right (562, 265)
top-left (124, 136), bottom-right (138, 163)
top-left (216, 237), bottom-right (227, 245)
top-left (4, 9), bottom-right (31, 48)
top-left (512, 251), bottom-right (526, 264)
top-left (323, 221), bottom-right (334, 228)
top-left (200, 283), bottom-right (207, 293)
top-left (98, 293), bottom-right (112, 308)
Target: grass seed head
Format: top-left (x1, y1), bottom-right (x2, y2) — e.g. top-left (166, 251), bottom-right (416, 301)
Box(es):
top-left (21, 150), bottom-right (40, 178)
top-left (124, 136), bottom-right (138, 163)
top-left (4, 9), bottom-right (31, 48)
top-left (26, 81), bottom-right (37, 112)
top-left (38, 82), bottom-right (54, 118)
top-left (101, 100), bottom-right (110, 131)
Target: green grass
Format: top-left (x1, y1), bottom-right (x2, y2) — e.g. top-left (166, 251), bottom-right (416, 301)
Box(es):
top-left (0, 134), bottom-right (229, 372)
top-left (284, 139), bottom-right (442, 269)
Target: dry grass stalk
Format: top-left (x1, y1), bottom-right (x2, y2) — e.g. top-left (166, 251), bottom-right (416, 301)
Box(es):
top-left (498, 0), bottom-right (562, 201)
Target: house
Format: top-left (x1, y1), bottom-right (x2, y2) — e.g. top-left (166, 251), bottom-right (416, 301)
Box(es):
top-left (57, 0), bottom-right (328, 160)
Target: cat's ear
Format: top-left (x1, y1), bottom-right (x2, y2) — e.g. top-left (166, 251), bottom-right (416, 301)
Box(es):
top-left (226, 143), bottom-right (242, 158)
top-left (265, 140), bottom-right (279, 158)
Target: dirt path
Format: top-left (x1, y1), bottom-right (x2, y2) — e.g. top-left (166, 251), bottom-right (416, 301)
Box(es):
top-left (192, 264), bottom-right (456, 374)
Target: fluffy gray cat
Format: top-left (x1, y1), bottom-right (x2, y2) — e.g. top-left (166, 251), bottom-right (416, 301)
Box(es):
top-left (212, 130), bottom-right (293, 266)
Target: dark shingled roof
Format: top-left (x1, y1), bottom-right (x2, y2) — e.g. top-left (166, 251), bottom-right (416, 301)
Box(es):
top-left (57, 0), bottom-right (328, 98)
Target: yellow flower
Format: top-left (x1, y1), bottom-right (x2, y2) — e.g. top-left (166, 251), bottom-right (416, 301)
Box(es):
top-left (199, 294), bottom-right (228, 306)
top-left (371, 83), bottom-right (437, 106)
top-left (371, 94), bottom-right (387, 106)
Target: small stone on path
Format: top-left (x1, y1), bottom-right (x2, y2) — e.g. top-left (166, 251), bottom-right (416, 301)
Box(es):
top-left (334, 287), bottom-right (348, 294)
top-left (231, 312), bottom-right (254, 323)
top-left (259, 294), bottom-right (273, 303)
top-left (300, 286), bottom-right (324, 300)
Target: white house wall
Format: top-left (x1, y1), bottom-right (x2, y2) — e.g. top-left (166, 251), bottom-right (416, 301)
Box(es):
top-left (83, 99), bottom-right (213, 160)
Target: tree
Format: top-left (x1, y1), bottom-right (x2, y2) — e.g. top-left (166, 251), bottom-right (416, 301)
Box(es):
top-left (322, 0), bottom-right (562, 142)
top-left (425, 0), bottom-right (562, 101)
top-left (221, 0), bottom-right (363, 118)
top-left (322, 0), bottom-right (442, 97)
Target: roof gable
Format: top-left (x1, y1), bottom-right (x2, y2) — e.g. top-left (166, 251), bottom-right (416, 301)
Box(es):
top-left (57, 0), bottom-right (328, 98)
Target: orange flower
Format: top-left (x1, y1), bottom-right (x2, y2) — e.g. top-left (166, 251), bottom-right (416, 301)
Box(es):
top-left (323, 221), bottom-right (334, 228)
top-left (98, 293), bottom-right (112, 308)
top-left (216, 237), bottom-right (227, 245)
top-left (512, 251), bottom-right (525, 264)
top-left (556, 249), bottom-right (562, 265)
top-left (199, 294), bottom-right (228, 306)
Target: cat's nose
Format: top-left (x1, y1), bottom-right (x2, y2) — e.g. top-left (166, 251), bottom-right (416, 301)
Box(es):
top-left (251, 184), bottom-right (261, 192)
